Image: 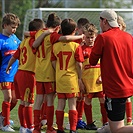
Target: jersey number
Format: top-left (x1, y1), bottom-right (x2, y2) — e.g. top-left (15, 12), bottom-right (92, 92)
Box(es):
top-left (20, 46), bottom-right (27, 65)
top-left (36, 42), bottom-right (45, 58)
top-left (57, 51), bottom-right (72, 70)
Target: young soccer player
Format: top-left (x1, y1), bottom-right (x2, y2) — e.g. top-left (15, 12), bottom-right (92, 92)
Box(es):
top-left (32, 13), bottom-right (61, 133)
top-left (0, 13), bottom-right (21, 132)
top-left (81, 23), bottom-right (108, 130)
top-left (6, 19), bottom-right (45, 133)
top-left (77, 18), bottom-right (90, 35)
top-left (65, 18), bottom-right (90, 130)
top-left (117, 15), bottom-right (132, 126)
top-left (76, 18), bottom-right (90, 129)
top-left (51, 18), bottom-right (85, 133)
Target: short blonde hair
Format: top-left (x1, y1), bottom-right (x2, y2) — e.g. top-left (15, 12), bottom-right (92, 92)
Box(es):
top-left (117, 15), bottom-right (126, 31)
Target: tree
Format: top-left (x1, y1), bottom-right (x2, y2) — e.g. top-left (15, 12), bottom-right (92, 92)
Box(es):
top-left (0, 0), bottom-right (132, 39)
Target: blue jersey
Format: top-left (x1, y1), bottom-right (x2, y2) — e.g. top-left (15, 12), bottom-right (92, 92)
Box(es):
top-left (0, 33), bottom-right (21, 82)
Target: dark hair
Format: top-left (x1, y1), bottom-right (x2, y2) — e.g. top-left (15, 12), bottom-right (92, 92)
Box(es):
top-left (28, 19), bottom-right (44, 31)
top-left (46, 12), bottom-right (61, 28)
top-left (61, 18), bottom-right (77, 35)
top-left (2, 13), bottom-right (20, 28)
top-left (77, 18), bottom-right (90, 28)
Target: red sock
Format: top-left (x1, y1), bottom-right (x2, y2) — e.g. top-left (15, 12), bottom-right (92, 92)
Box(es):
top-left (100, 103), bottom-right (108, 124)
top-left (46, 106), bottom-right (54, 131)
top-left (69, 110), bottom-right (77, 131)
top-left (84, 103), bottom-right (92, 124)
top-left (41, 102), bottom-right (47, 121)
top-left (34, 110), bottom-right (41, 131)
top-left (56, 110), bottom-right (64, 131)
top-left (2, 101), bottom-right (10, 126)
top-left (77, 100), bottom-right (84, 121)
top-left (25, 106), bottom-right (34, 129)
top-left (126, 102), bottom-right (132, 123)
top-left (10, 100), bottom-right (18, 111)
top-left (18, 104), bottom-right (27, 128)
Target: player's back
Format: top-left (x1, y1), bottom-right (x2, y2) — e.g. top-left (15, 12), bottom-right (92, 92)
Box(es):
top-left (52, 41), bottom-right (80, 93)
top-left (35, 29), bottom-right (55, 82)
top-left (18, 37), bottom-right (36, 72)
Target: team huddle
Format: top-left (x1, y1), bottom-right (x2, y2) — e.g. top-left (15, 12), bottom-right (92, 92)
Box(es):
top-left (0, 9), bottom-right (133, 133)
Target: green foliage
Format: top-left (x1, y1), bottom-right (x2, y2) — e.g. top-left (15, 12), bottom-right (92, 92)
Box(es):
top-left (0, 0), bottom-right (132, 39)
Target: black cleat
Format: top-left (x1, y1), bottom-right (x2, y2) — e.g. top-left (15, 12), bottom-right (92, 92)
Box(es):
top-left (86, 121), bottom-right (98, 130)
top-left (57, 130), bottom-right (66, 133)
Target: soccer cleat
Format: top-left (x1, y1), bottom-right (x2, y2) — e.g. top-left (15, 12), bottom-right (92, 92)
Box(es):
top-left (127, 122), bottom-right (132, 125)
top-left (70, 130), bottom-right (78, 133)
top-left (57, 130), bottom-right (66, 133)
top-left (96, 122), bottom-right (111, 133)
top-left (19, 126), bottom-right (27, 133)
top-left (46, 129), bottom-right (57, 133)
top-left (65, 123), bottom-right (70, 130)
top-left (76, 120), bottom-right (86, 129)
top-left (2, 125), bottom-right (15, 132)
top-left (41, 119), bottom-right (47, 126)
top-left (53, 123), bottom-right (58, 130)
top-left (86, 121), bottom-right (97, 130)
top-left (0, 113), bottom-right (4, 129)
top-left (41, 124), bottom-right (47, 130)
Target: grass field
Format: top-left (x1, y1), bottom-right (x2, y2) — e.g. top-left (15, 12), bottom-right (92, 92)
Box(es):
top-left (0, 91), bottom-right (132, 133)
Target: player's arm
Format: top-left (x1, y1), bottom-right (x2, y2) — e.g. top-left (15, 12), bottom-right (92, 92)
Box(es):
top-left (6, 56), bottom-right (17, 74)
top-left (59, 34), bottom-right (85, 42)
top-left (24, 31), bottom-right (37, 38)
top-left (96, 75), bottom-right (102, 84)
top-left (76, 61), bottom-right (85, 93)
top-left (75, 45), bottom-right (86, 93)
top-left (32, 30), bottom-right (54, 48)
top-left (6, 48), bottom-right (20, 74)
top-left (76, 61), bottom-right (82, 80)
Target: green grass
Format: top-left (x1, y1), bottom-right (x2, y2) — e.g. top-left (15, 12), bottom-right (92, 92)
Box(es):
top-left (0, 91), bottom-right (132, 133)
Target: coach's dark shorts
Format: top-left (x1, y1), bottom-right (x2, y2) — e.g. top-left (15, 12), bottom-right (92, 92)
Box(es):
top-left (105, 97), bottom-right (128, 121)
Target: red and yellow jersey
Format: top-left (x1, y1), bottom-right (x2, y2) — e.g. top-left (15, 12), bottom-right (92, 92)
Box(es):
top-left (51, 41), bottom-right (84, 93)
top-left (13, 37), bottom-right (36, 72)
top-left (35, 29), bottom-right (61, 82)
top-left (82, 45), bottom-right (102, 93)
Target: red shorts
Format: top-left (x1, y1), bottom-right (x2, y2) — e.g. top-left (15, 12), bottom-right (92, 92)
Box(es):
top-left (14, 70), bottom-right (35, 103)
top-left (57, 92), bottom-right (80, 99)
top-left (36, 81), bottom-right (56, 94)
top-left (0, 82), bottom-right (15, 90)
top-left (86, 91), bottom-right (105, 99)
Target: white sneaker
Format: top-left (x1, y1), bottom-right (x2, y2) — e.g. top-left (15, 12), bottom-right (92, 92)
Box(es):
top-left (19, 126), bottom-right (27, 133)
top-left (41, 119), bottom-right (47, 125)
top-left (2, 125), bottom-right (15, 132)
top-left (97, 122), bottom-right (111, 133)
top-left (65, 122), bottom-right (70, 130)
top-left (0, 113), bottom-right (4, 129)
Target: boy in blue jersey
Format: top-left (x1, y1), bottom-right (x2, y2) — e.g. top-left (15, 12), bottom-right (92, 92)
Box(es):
top-left (0, 13), bottom-right (21, 132)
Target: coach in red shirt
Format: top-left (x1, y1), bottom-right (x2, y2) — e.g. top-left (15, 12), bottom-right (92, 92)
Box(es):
top-left (89, 9), bottom-right (133, 133)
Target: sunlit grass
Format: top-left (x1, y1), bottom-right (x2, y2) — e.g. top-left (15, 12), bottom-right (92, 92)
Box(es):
top-left (0, 91), bottom-right (132, 133)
